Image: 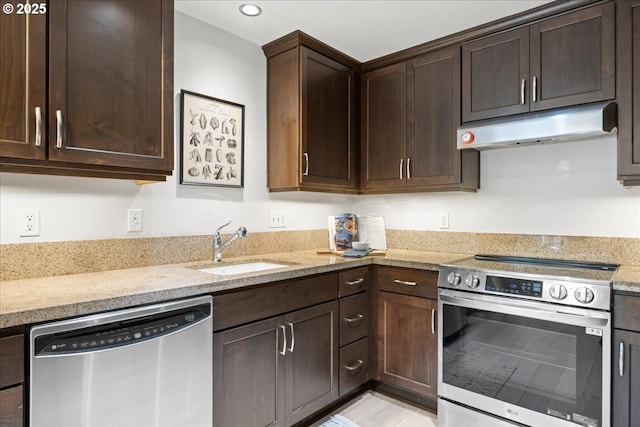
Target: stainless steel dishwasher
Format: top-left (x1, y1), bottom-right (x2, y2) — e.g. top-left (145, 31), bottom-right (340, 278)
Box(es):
top-left (29, 295), bottom-right (213, 427)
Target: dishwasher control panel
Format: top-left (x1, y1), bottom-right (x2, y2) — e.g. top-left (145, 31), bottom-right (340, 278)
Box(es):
top-left (34, 302), bottom-right (211, 355)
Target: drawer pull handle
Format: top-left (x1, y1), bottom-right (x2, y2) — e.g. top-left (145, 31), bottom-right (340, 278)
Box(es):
top-left (344, 314), bottom-right (364, 327)
top-left (344, 359), bottom-right (364, 374)
top-left (279, 325), bottom-right (286, 356)
top-left (287, 322), bottom-right (295, 353)
top-left (394, 279), bottom-right (417, 286)
top-left (345, 278), bottom-right (364, 286)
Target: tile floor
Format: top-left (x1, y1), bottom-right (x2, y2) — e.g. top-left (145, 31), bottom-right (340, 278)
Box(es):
top-left (314, 391), bottom-right (437, 427)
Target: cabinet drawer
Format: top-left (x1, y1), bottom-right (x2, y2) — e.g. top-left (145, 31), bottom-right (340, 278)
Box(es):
top-left (0, 334), bottom-right (24, 388)
top-left (614, 295), bottom-right (640, 332)
top-left (376, 266), bottom-right (437, 299)
top-left (339, 293), bottom-right (369, 346)
top-left (0, 385), bottom-right (23, 427)
top-left (214, 273), bottom-right (338, 331)
top-left (339, 267), bottom-right (370, 297)
top-left (339, 338), bottom-right (369, 396)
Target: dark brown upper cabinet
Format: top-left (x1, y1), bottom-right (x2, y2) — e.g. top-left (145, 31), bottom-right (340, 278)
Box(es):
top-left (263, 32), bottom-right (359, 194)
top-left (362, 47), bottom-right (479, 193)
top-left (617, 0), bottom-right (640, 186)
top-left (0, 7), bottom-right (46, 161)
top-left (0, 0), bottom-right (174, 181)
top-left (361, 62), bottom-right (408, 192)
top-left (462, 2), bottom-right (615, 123)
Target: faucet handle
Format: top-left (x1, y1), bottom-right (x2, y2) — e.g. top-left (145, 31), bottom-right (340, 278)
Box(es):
top-left (215, 221), bottom-right (232, 234)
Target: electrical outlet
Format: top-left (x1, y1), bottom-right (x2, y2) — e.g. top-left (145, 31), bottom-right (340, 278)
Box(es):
top-left (439, 212), bottom-right (449, 229)
top-left (127, 209), bottom-right (143, 232)
top-left (269, 210), bottom-right (287, 228)
top-left (19, 208), bottom-right (40, 237)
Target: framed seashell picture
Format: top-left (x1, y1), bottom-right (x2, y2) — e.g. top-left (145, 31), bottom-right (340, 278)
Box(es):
top-left (180, 90), bottom-right (244, 187)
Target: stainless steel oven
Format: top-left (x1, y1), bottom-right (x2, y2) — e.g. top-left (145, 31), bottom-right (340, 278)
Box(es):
top-left (437, 256), bottom-right (618, 427)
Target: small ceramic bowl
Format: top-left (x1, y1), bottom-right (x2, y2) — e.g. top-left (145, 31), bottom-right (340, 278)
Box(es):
top-left (352, 241), bottom-right (370, 251)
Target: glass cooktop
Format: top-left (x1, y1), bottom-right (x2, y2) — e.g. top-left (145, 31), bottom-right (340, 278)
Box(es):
top-left (445, 255), bottom-right (618, 284)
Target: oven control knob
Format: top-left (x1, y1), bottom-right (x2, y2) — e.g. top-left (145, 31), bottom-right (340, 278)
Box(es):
top-left (464, 274), bottom-right (480, 289)
top-left (447, 272), bottom-right (462, 287)
top-left (574, 287), bottom-right (595, 304)
top-left (549, 284), bottom-right (567, 300)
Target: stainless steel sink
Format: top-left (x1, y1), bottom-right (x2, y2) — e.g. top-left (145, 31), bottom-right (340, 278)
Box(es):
top-left (197, 261), bottom-right (289, 276)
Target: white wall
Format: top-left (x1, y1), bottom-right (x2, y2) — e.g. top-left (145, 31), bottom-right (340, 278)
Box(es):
top-left (0, 12), bottom-right (352, 244)
top-left (1, 12), bottom-right (639, 244)
top-left (354, 138), bottom-right (640, 238)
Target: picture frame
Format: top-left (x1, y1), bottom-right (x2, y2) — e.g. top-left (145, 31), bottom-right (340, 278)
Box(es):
top-left (179, 90), bottom-right (244, 187)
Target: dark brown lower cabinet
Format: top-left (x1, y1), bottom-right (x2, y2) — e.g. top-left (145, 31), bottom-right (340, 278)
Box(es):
top-left (376, 291), bottom-right (437, 398)
top-left (612, 329), bottom-right (640, 427)
top-left (213, 301), bottom-right (338, 427)
top-left (613, 294), bottom-right (640, 427)
top-left (0, 333), bottom-right (24, 427)
top-left (0, 386), bottom-right (23, 427)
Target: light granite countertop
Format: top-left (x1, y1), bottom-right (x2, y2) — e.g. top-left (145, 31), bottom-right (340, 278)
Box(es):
top-left (1, 249), bottom-right (638, 329)
top-left (0, 249), bottom-right (470, 329)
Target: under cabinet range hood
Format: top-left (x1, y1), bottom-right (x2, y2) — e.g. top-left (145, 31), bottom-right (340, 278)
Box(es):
top-left (457, 101), bottom-right (617, 150)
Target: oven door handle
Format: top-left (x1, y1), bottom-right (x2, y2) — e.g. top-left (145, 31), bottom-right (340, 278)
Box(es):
top-left (439, 290), bottom-right (610, 328)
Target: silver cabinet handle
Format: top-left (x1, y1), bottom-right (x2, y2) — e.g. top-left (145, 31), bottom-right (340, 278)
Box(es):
top-left (619, 341), bottom-right (625, 377)
top-left (279, 325), bottom-right (287, 356)
top-left (344, 359), bottom-right (364, 373)
top-left (431, 308), bottom-right (435, 335)
top-left (520, 79), bottom-right (526, 105)
top-left (303, 152), bottom-right (309, 176)
top-left (55, 110), bottom-right (63, 148)
top-left (399, 158), bottom-right (403, 180)
top-left (394, 279), bottom-right (417, 286)
top-left (406, 157), bottom-right (411, 180)
top-left (345, 278), bottom-right (364, 286)
top-left (532, 76), bottom-right (537, 103)
top-left (35, 107), bottom-right (42, 147)
top-left (287, 322), bottom-right (295, 352)
top-left (344, 314), bottom-right (364, 327)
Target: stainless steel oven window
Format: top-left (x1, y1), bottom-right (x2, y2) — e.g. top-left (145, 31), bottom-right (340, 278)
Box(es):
top-left (438, 290), bottom-right (611, 427)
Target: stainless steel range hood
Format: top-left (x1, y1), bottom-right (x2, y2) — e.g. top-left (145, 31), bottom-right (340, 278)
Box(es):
top-left (457, 101), bottom-right (617, 150)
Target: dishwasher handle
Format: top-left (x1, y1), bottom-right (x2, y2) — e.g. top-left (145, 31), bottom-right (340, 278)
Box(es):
top-left (33, 301), bottom-right (211, 357)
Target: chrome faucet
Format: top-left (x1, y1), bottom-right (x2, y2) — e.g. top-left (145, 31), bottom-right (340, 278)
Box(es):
top-left (214, 221), bottom-right (247, 262)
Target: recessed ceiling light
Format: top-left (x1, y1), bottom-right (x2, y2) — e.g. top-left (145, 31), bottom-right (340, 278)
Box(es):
top-left (239, 3), bottom-right (262, 17)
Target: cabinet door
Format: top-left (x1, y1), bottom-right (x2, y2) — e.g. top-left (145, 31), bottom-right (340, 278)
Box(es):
top-left (0, 386), bottom-right (23, 427)
top-left (0, 334), bottom-right (24, 427)
top-left (301, 47), bottom-right (357, 190)
top-left (617, 0), bottom-right (640, 185)
top-left (376, 291), bottom-right (437, 398)
top-left (285, 301), bottom-right (338, 425)
top-left (462, 27), bottom-right (530, 122)
top-left (612, 329), bottom-right (640, 427)
top-left (48, 0), bottom-right (173, 172)
top-left (408, 46), bottom-right (475, 189)
top-left (529, 2), bottom-right (614, 112)
top-left (361, 62), bottom-right (407, 191)
top-left (213, 317), bottom-right (286, 427)
top-left (0, 9), bottom-right (46, 160)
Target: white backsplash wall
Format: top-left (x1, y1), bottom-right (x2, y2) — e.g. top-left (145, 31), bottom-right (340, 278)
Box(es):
top-left (354, 137), bottom-right (640, 238)
top-left (1, 12), bottom-right (639, 244)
